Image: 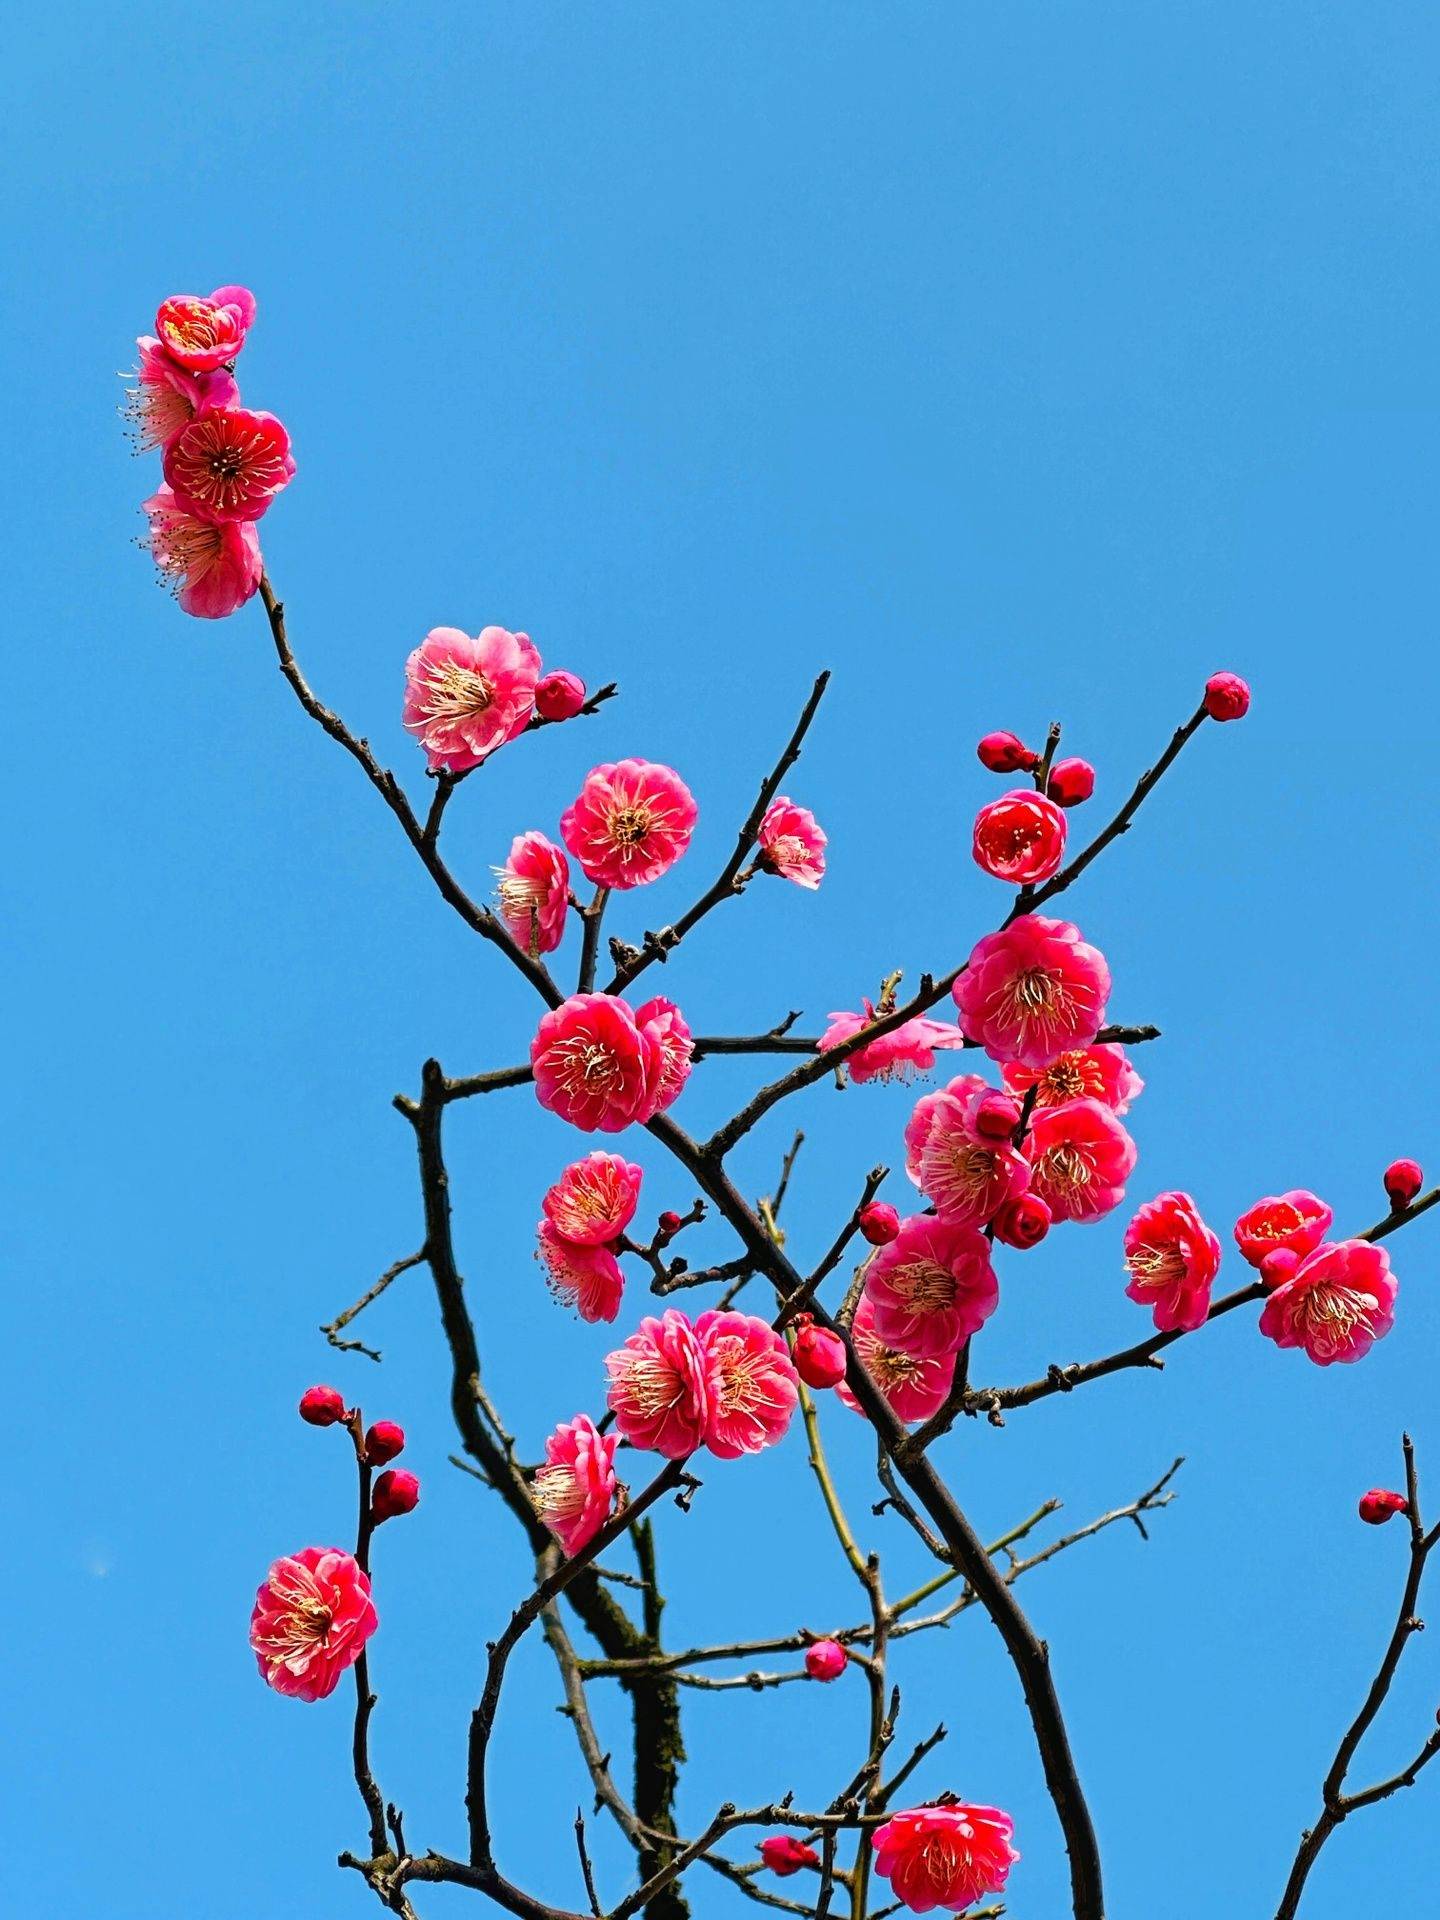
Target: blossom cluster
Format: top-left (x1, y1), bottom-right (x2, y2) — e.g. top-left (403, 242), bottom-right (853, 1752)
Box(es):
top-left (124, 286), bottom-right (293, 619)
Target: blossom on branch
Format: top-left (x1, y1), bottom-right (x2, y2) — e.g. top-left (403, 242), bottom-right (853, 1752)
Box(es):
top-left (1122, 1190), bottom-right (1222, 1332)
top-left (863, 1214), bottom-right (999, 1357)
top-left (1002, 1042), bottom-right (1143, 1114)
top-left (971, 788), bottom-right (1067, 884)
top-left (694, 1308), bottom-right (800, 1458)
top-left (530, 992), bottom-right (681, 1132)
top-left (141, 486), bottom-right (262, 619)
top-left (1233, 1190), bottom-right (1333, 1270)
top-left (820, 1002), bottom-right (966, 1086)
top-left (494, 831), bottom-right (570, 955)
top-left (250, 1547), bottom-right (377, 1702)
top-left (403, 625), bottom-right (541, 773)
top-left (560, 758), bottom-right (697, 889)
top-left (541, 1152), bottom-right (643, 1245)
top-left (605, 1309), bottom-right (712, 1458)
top-left (532, 1414), bottom-right (620, 1556)
top-left (954, 916), bottom-right (1111, 1069)
top-left (906, 1082), bottom-right (1032, 1227)
top-left (162, 404), bottom-right (295, 523)
top-left (122, 338), bottom-right (238, 452)
top-left (1258, 1239), bottom-right (1397, 1365)
top-left (872, 1800), bottom-right (1019, 1913)
top-left (835, 1295), bottom-right (957, 1424)
top-left (536, 1219), bottom-right (625, 1322)
top-left (155, 286), bottom-right (255, 371)
top-left (757, 796), bottom-right (827, 887)
top-left (1025, 1097), bottom-right (1136, 1224)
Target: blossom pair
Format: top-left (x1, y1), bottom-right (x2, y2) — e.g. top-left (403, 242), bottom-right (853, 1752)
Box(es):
top-left (764, 1798), bottom-right (1020, 1913)
top-left (605, 1307), bottom-right (800, 1460)
top-left (531, 992), bottom-right (693, 1132)
top-left (536, 1152), bottom-right (644, 1323)
top-left (1232, 1193), bottom-right (1396, 1365)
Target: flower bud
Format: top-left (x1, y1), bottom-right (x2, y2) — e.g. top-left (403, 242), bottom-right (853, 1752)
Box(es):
top-left (535, 671), bottom-right (587, 722)
top-left (976, 730), bottom-right (1037, 774)
top-left (1047, 756), bottom-right (1096, 807)
top-left (858, 1201), bottom-right (900, 1246)
top-left (1259, 1247), bottom-right (1301, 1290)
top-left (1384, 1158), bottom-right (1424, 1210)
top-left (991, 1192), bottom-right (1052, 1249)
top-left (760, 1835), bottom-right (819, 1876)
top-left (657, 1210), bottom-right (683, 1239)
top-left (371, 1468), bottom-right (421, 1523)
top-left (803, 1638), bottom-right (848, 1681)
top-left (298, 1384), bottom-right (347, 1427)
top-left (1358, 1488), bottom-right (1408, 1525)
top-left (791, 1314), bottom-right (848, 1390)
top-left (1203, 671), bottom-right (1250, 721)
top-left (973, 1090), bottom-right (1023, 1142)
top-left (365, 1420), bottom-right (406, 1465)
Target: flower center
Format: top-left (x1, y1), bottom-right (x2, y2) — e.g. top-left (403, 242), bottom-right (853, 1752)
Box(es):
top-left (710, 1338), bottom-right (770, 1418)
top-left (421, 657), bottom-right (495, 723)
top-left (926, 1140), bottom-right (999, 1211)
top-left (165, 301), bottom-right (227, 352)
top-left (863, 1333), bottom-right (926, 1390)
top-left (1043, 1057), bottom-right (1088, 1101)
top-left (533, 1463), bottom-right (585, 1521)
top-left (1295, 1283), bottom-right (1374, 1347)
top-left (1126, 1241), bottom-right (1186, 1288)
top-left (622, 1352), bottom-right (686, 1419)
top-left (608, 804), bottom-right (654, 847)
top-left (1041, 1143), bottom-right (1093, 1193)
top-left (891, 1257), bottom-right (957, 1315)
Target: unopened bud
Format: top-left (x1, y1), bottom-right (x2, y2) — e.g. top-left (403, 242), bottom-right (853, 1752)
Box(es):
top-left (535, 670), bottom-right (587, 721)
top-left (976, 730), bottom-right (1037, 775)
top-left (371, 1468), bottom-right (421, 1523)
top-left (803, 1638), bottom-right (848, 1681)
top-left (1384, 1159), bottom-right (1424, 1211)
top-left (1047, 756), bottom-right (1096, 807)
top-left (858, 1201), bottom-right (900, 1246)
top-left (299, 1385), bottom-right (347, 1427)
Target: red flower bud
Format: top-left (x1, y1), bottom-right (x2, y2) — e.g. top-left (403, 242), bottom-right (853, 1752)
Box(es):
top-left (760, 1835), bottom-right (819, 1877)
top-left (1384, 1158), bottom-right (1424, 1210)
top-left (1203, 671), bottom-right (1250, 722)
top-left (1047, 756), bottom-right (1096, 807)
top-left (1358, 1488), bottom-right (1408, 1525)
top-left (365, 1420), bottom-right (406, 1465)
top-left (991, 1192), bottom-right (1051, 1249)
top-left (657, 1210), bottom-right (683, 1238)
top-left (973, 1090), bottom-right (1023, 1141)
top-left (976, 730), bottom-right (1037, 774)
top-left (535, 671), bottom-right (587, 722)
top-left (1259, 1247), bottom-right (1301, 1290)
top-left (791, 1314), bottom-right (848, 1390)
top-left (298, 1385), bottom-right (347, 1427)
top-left (371, 1468), bottom-right (421, 1523)
top-left (858, 1201), bottom-right (900, 1246)
top-left (803, 1638), bottom-right (848, 1681)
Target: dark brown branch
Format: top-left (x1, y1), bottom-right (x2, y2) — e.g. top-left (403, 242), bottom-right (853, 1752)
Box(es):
top-left (605, 673), bottom-right (831, 994)
top-left (1274, 1436), bottom-right (1440, 1920)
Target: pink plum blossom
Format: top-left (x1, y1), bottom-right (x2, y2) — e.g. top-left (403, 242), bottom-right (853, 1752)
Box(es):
top-left (1234, 1191), bottom-right (1333, 1270)
top-left (757, 797), bottom-right (827, 888)
top-left (694, 1309), bottom-right (800, 1458)
top-left (1123, 1191), bottom-right (1222, 1332)
top-left (971, 788), bottom-right (1067, 884)
top-left (1025, 1098), bottom-right (1137, 1224)
top-left (835, 1296), bottom-right (957, 1425)
top-left (402, 625), bottom-right (541, 774)
top-left (122, 337), bottom-right (239, 452)
top-left (904, 1075), bottom-right (989, 1181)
top-left (953, 917), bottom-right (1111, 1069)
top-left (872, 1801), bottom-right (1019, 1913)
top-left (863, 1215), bottom-right (999, 1358)
top-left (760, 1836), bottom-right (819, 1876)
top-left (542, 1152), bottom-right (643, 1246)
top-left (531, 994), bottom-right (668, 1133)
top-left (1002, 1043), bottom-right (1143, 1115)
top-left (141, 487), bottom-right (262, 619)
top-left (494, 832), bottom-right (570, 956)
top-left (560, 760), bottom-right (697, 889)
top-left (532, 1415), bottom-right (620, 1556)
top-left (249, 1546), bottom-right (377, 1702)
top-left (606, 1309), bottom-right (713, 1458)
top-left (1259, 1240), bottom-right (1397, 1365)
top-left (820, 1002), bottom-right (967, 1087)
top-left (155, 286), bottom-right (255, 371)
top-left (804, 1639), bottom-right (848, 1681)
top-left (907, 1084), bottom-right (1031, 1227)
top-left (536, 1220), bottom-right (625, 1323)
top-left (163, 405), bottom-right (295, 523)
top-left (635, 997), bottom-right (694, 1111)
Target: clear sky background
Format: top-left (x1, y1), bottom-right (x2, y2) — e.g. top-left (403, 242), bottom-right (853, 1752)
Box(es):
top-left (5, 6), bottom-right (1440, 1918)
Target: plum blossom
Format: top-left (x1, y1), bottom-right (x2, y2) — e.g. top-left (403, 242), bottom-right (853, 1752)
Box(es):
top-left (536, 1220), bottom-right (625, 1323)
top-left (1233, 1191), bottom-right (1333, 1270)
top-left (1002, 1043), bottom-right (1143, 1115)
top-left (757, 797), bottom-right (827, 888)
top-left (971, 788), bottom-right (1067, 884)
top-left (560, 760), bottom-right (697, 889)
top-left (163, 404), bottom-right (295, 523)
top-left (494, 832), bottom-right (570, 956)
top-left (605, 1309), bottom-right (712, 1458)
top-left (872, 1801), bottom-right (1019, 1913)
top-left (141, 487), bottom-right (262, 619)
top-left (542, 1152), bottom-right (643, 1246)
top-left (760, 1836), bottom-right (819, 1876)
top-left (820, 1002), bottom-right (967, 1086)
top-left (530, 993), bottom-right (668, 1133)
top-left (403, 625), bottom-right (541, 774)
top-left (122, 337), bottom-right (239, 452)
top-left (532, 1415), bottom-right (620, 1556)
top-left (954, 917), bottom-right (1110, 1069)
top-left (249, 1546), bottom-right (377, 1702)
top-left (155, 285), bottom-right (255, 371)
top-left (635, 997), bottom-right (694, 1110)
top-left (804, 1639), bottom-right (847, 1680)
top-left (863, 1215), bottom-right (999, 1358)
top-left (1025, 1098), bottom-right (1137, 1224)
top-left (835, 1296), bottom-right (957, 1425)
top-left (904, 1075), bottom-right (989, 1181)
top-left (694, 1309), bottom-right (800, 1458)
top-left (907, 1084), bottom-right (1031, 1228)
top-left (1259, 1240), bottom-right (1397, 1365)
top-left (1123, 1191), bottom-right (1222, 1332)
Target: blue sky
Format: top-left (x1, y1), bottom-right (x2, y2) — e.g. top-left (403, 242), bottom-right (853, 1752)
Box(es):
top-left (6, 5), bottom-right (1440, 1917)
